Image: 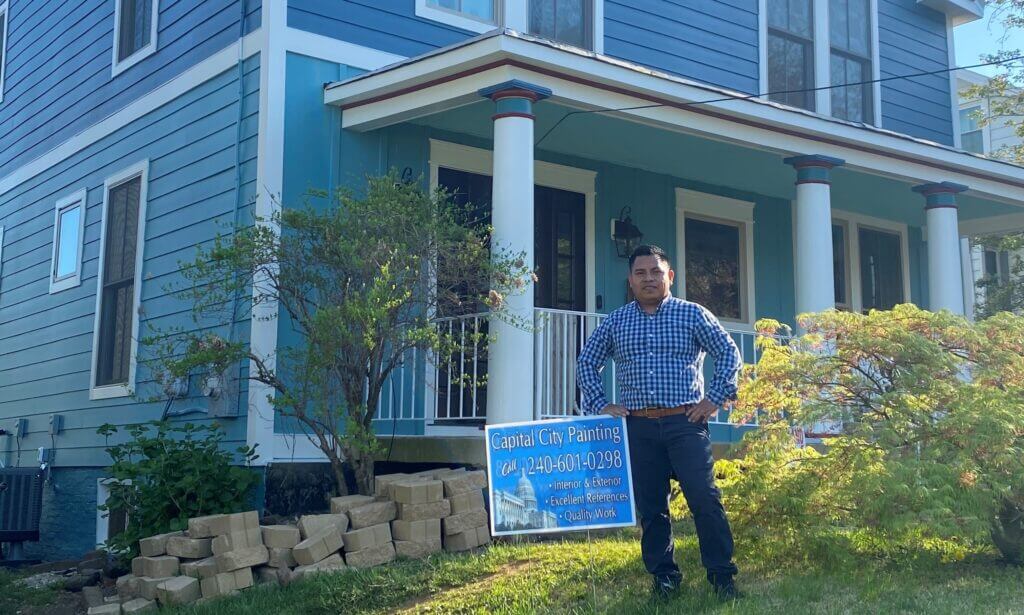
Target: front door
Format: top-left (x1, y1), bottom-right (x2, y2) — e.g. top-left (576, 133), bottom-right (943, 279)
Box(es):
top-left (434, 168), bottom-right (588, 421)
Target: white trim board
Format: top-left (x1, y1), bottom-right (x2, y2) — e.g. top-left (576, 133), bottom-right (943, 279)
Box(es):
top-left (95, 478), bottom-right (130, 548)
top-left (111, 0), bottom-right (160, 78)
top-left (415, 0), bottom-right (499, 34)
top-left (0, 30), bottom-right (261, 198)
top-left (674, 188), bottom-right (757, 330)
top-left (89, 160), bottom-right (150, 401)
top-left (48, 189), bottom-right (88, 294)
top-left (283, 27), bottom-right (405, 69)
top-left (0, 1), bottom-right (9, 105)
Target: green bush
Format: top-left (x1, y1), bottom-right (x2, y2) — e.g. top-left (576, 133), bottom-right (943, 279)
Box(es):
top-left (97, 421), bottom-right (260, 558)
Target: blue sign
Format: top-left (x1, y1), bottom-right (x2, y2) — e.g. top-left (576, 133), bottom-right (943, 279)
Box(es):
top-left (485, 415), bottom-right (636, 536)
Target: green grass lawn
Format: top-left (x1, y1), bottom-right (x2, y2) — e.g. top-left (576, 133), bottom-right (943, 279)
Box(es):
top-left (161, 524), bottom-right (1024, 615)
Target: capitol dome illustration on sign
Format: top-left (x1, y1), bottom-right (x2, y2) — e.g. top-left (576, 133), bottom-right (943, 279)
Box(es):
top-left (494, 470), bottom-right (559, 532)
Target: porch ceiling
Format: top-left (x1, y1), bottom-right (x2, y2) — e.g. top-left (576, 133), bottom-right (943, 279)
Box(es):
top-left (324, 29), bottom-right (1024, 220)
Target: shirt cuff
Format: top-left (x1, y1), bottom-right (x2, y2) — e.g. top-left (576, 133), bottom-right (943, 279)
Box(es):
top-left (705, 388), bottom-right (730, 407)
top-left (584, 396), bottom-right (608, 415)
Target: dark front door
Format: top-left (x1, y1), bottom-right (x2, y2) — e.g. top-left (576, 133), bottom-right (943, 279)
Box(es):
top-left (434, 168), bottom-right (589, 420)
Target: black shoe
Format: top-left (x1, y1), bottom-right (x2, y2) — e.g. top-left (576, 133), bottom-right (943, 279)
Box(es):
top-left (651, 575), bottom-right (681, 599)
top-left (713, 580), bottom-right (743, 601)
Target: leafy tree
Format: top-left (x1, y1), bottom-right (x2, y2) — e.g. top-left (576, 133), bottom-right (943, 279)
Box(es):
top-left (97, 421), bottom-right (260, 559)
top-left (732, 306), bottom-right (1024, 564)
top-left (147, 172), bottom-right (530, 495)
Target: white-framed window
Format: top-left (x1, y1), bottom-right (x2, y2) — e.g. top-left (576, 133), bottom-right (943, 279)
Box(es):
top-left (959, 105), bottom-right (986, 154)
top-left (828, 211), bottom-right (911, 313)
top-left (96, 479), bottom-right (130, 549)
top-left (675, 188), bottom-right (757, 329)
top-left (111, 0), bottom-right (159, 78)
top-left (90, 160), bottom-right (149, 400)
top-left (49, 190), bottom-right (87, 294)
top-left (528, 0), bottom-right (598, 51)
top-left (0, 1), bottom-right (9, 104)
top-left (832, 219), bottom-right (852, 310)
top-left (761, 0), bottom-right (880, 124)
top-left (416, 0), bottom-right (500, 34)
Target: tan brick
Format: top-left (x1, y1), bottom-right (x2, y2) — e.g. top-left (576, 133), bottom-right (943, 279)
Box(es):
top-left (214, 545), bottom-right (269, 572)
top-left (373, 473), bottom-right (413, 497)
top-left (441, 470), bottom-right (487, 497)
top-left (180, 557), bottom-right (219, 579)
top-left (330, 494), bottom-right (375, 515)
top-left (396, 499), bottom-right (451, 521)
top-left (139, 556), bottom-right (179, 579)
top-left (444, 529), bottom-right (479, 552)
top-left (136, 577), bottom-right (172, 602)
top-left (116, 574), bottom-right (139, 600)
top-left (261, 525), bottom-right (301, 549)
top-left (448, 489), bottom-right (485, 514)
top-left (344, 542), bottom-right (396, 569)
top-left (391, 480), bottom-right (444, 504)
top-left (189, 511), bottom-right (259, 538)
top-left (120, 597), bottom-right (156, 613)
top-left (130, 557), bottom-right (145, 577)
top-left (211, 528), bottom-right (263, 555)
top-left (292, 553), bottom-right (346, 579)
top-left (394, 538), bottom-right (442, 559)
top-left (267, 547), bottom-right (297, 569)
top-left (87, 604), bottom-right (121, 615)
top-left (391, 518), bottom-right (441, 543)
top-left (342, 523), bottom-right (391, 552)
top-left (293, 526), bottom-right (343, 566)
top-left (232, 567), bottom-right (254, 590)
top-left (166, 536), bottom-right (213, 559)
top-left (138, 531), bottom-right (182, 557)
top-left (443, 509), bottom-right (488, 536)
top-left (187, 515), bottom-right (226, 538)
top-left (348, 501), bottom-right (397, 530)
top-left (297, 514), bottom-right (349, 539)
top-left (155, 576), bottom-right (200, 606)
top-left (425, 467), bottom-right (466, 479)
top-left (200, 573), bottom-right (237, 599)
top-left (475, 524), bottom-right (491, 546)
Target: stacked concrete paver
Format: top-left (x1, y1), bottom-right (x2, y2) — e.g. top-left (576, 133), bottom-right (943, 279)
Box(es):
top-left (99, 467), bottom-right (492, 612)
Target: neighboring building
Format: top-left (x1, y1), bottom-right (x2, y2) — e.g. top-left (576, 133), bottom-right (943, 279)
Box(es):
top-left (956, 68), bottom-right (1023, 316)
top-left (4, 0), bottom-right (1024, 559)
top-left (493, 471), bottom-right (558, 532)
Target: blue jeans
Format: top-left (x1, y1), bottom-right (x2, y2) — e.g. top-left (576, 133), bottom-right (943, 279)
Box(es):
top-left (626, 413), bottom-right (738, 584)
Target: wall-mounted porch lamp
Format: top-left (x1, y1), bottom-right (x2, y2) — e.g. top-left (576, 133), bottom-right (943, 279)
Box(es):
top-left (611, 207), bottom-right (643, 258)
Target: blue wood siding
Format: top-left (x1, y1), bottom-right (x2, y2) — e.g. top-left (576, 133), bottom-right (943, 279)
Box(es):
top-left (878, 0), bottom-right (953, 145)
top-left (604, 0), bottom-right (760, 94)
top-left (0, 0), bottom-right (260, 180)
top-left (0, 54), bottom-right (259, 468)
top-left (287, 0), bottom-right (471, 57)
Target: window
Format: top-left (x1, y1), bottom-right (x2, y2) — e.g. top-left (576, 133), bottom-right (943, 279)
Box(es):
top-left (0, 2), bottom-right (8, 103)
top-left (529, 0), bottom-right (593, 50)
top-left (859, 226), bottom-right (904, 312)
top-left (959, 106), bottom-right (985, 154)
top-left (417, 0), bottom-right (499, 33)
top-left (91, 162), bottom-right (148, 399)
top-left (983, 248), bottom-right (1010, 285)
top-left (767, 0), bottom-right (815, 110)
top-left (829, 0), bottom-right (873, 123)
top-left (676, 189), bottom-right (756, 327)
top-left (96, 479), bottom-right (130, 548)
top-left (112, 0), bottom-right (158, 76)
top-left (50, 190), bottom-right (87, 293)
top-left (832, 221), bottom-right (851, 309)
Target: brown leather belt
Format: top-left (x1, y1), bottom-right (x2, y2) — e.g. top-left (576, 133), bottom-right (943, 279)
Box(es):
top-left (629, 404), bottom-right (695, 419)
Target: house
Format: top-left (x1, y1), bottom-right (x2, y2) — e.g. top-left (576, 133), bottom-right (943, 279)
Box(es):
top-left (0, 0), bottom-right (1018, 560)
top-left (956, 68), bottom-right (1024, 315)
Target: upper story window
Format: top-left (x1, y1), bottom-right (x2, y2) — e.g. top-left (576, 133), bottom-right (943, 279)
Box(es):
top-left (418, 0), bottom-right (499, 33)
top-left (529, 0), bottom-right (594, 50)
top-left (0, 1), bottom-right (9, 103)
top-left (766, 0), bottom-right (815, 111)
top-left (959, 106), bottom-right (985, 154)
top-left (830, 0), bottom-right (873, 123)
top-left (112, 0), bottom-right (158, 77)
top-left (50, 190), bottom-right (87, 294)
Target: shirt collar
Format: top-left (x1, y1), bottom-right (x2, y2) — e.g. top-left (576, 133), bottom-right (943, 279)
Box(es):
top-left (632, 294), bottom-right (673, 316)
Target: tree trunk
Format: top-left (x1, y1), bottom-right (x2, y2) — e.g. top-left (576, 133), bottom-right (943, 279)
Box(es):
top-left (347, 446), bottom-right (376, 495)
top-left (328, 451), bottom-right (350, 497)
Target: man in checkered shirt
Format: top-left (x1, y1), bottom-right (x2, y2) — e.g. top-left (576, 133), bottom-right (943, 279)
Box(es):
top-left (577, 244), bottom-right (742, 601)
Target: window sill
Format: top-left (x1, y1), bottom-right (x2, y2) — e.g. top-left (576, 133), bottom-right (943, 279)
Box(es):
top-left (90, 384), bottom-right (132, 401)
top-left (49, 274), bottom-right (81, 294)
top-left (111, 42), bottom-right (157, 79)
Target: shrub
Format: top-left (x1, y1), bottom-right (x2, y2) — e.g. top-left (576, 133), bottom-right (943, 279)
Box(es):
top-left (97, 421), bottom-right (260, 558)
top-left (729, 305), bottom-right (1024, 564)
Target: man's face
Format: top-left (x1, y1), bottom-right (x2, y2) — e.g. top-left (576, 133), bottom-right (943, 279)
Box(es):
top-left (628, 255), bottom-right (674, 303)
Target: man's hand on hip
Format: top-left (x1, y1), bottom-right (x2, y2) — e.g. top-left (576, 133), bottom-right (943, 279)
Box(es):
top-left (600, 404), bottom-right (630, 417)
top-left (684, 399), bottom-right (718, 423)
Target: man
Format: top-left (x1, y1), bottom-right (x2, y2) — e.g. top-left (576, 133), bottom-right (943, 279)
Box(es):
top-left (576, 244), bottom-right (742, 600)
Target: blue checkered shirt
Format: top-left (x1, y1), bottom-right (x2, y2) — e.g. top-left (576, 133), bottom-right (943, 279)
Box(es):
top-left (576, 296), bottom-right (742, 415)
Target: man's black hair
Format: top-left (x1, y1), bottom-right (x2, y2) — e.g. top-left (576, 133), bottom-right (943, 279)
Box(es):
top-left (628, 244), bottom-right (671, 271)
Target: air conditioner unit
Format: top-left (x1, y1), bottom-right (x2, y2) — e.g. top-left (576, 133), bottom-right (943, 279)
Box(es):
top-left (0, 468), bottom-right (45, 564)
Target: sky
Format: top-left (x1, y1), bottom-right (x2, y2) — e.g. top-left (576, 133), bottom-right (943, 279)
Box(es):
top-left (955, 5), bottom-right (1024, 76)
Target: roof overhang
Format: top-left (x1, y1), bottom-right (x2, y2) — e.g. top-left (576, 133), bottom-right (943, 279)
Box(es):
top-left (917, 0), bottom-right (985, 26)
top-left (325, 30), bottom-right (1024, 206)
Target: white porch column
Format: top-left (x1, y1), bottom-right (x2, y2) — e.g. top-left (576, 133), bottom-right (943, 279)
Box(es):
top-left (479, 80), bottom-right (551, 425)
top-left (784, 155), bottom-right (845, 319)
top-left (913, 182), bottom-right (968, 315)
top-left (960, 236), bottom-right (976, 321)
